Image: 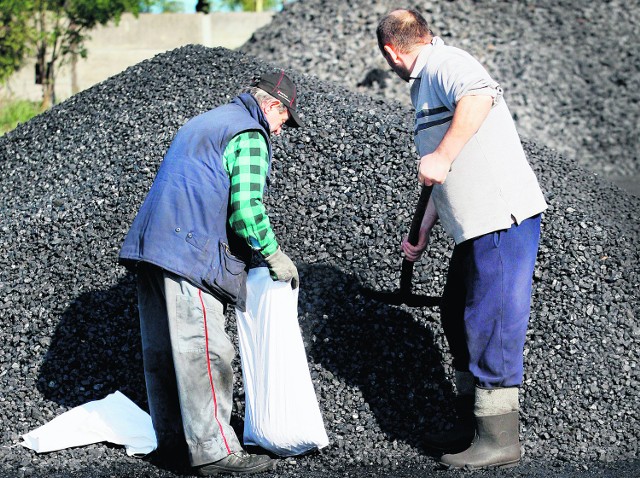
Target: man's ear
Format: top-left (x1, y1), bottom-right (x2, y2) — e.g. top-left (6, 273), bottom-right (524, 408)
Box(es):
top-left (265, 99), bottom-right (281, 111)
top-left (383, 44), bottom-right (400, 64)
top-left (260, 99), bottom-right (273, 115)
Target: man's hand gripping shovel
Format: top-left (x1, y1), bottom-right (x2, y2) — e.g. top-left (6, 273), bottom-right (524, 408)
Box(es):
top-left (365, 184), bottom-right (440, 307)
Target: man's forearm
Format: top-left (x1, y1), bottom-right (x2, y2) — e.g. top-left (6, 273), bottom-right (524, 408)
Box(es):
top-left (421, 197), bottom-right (439, 233)
top-left (418, 94), bottom-right (494, 186)
top-left (435, 94), bottom-right (493, 164)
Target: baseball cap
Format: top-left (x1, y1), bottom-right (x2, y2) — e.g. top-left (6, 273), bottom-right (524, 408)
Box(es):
top-left (256, 70), bottom-right (303, 128)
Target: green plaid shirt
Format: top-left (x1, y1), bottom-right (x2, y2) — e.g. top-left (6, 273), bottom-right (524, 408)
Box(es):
top-left (223, 131), bottom-right (278, 257)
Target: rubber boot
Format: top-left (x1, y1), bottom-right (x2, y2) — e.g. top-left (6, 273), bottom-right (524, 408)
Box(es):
top-left (424, 371), bottom-right (475, 452)
top-left (439, 386), bottom-right (521, 469)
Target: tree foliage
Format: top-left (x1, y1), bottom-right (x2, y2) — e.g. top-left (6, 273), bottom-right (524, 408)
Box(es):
top-left (0, 0), bottom-right (32, 84)
top-left (139, 0), bottom-right (184, 13)
top-left (0, 0), bottom-right (153, 107)
top-left (211, 0), bottom-right (283, 12)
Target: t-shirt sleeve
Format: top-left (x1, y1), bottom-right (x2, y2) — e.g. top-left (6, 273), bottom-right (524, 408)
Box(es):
top-left (435, 52), bottom-right (503, 108)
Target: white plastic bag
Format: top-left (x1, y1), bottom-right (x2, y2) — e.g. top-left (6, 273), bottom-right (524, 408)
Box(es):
top-left (21, 390), bottom-right (156, 457)
top-left (236, 267), bottom-right (329, 456)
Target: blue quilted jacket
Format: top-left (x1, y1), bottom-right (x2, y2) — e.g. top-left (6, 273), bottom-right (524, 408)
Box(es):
top-left (119, 94), bottom-right (272, 310)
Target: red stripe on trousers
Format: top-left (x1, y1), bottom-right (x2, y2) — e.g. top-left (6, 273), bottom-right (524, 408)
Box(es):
top-left (199, 289), bottom-right (232, 455)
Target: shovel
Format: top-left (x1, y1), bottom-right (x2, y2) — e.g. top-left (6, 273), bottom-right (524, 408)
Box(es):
top-left (364, 184), bottom-right (440, 307)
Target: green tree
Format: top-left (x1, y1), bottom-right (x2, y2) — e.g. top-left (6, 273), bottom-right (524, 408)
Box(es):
top-left (139, 0), bottom-right (184, 13)
top-left (0, 1), bottom-right (32, 84)
top-left (0, 0), bottom-right (153, 108)
top-left (211, 0), bottom-right (283, 12)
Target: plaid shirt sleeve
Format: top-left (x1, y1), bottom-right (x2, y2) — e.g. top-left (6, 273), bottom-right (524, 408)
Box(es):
top-left (223, 131), bottom-right (279, 257)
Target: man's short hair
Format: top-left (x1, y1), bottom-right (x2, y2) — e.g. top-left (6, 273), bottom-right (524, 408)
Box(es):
top-left (376, 8), bottom-right (433, 54)
top-left (246, 86), bottom-right (287, 113)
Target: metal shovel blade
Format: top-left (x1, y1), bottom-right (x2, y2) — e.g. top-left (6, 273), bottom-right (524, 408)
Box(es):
top-left (363, 258), bottom-right (441, 307)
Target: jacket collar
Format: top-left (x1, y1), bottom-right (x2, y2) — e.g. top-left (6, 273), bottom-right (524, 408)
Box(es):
top-left (233, 93), bottom-right (271, 136)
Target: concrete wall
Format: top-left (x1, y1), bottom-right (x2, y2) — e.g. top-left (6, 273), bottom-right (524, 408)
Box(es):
top-left (2, 12), bottom-right (274, 103)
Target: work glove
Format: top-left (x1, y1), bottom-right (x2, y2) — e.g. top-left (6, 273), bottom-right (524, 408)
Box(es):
top-left (264, 247), bottom-right (299, 289)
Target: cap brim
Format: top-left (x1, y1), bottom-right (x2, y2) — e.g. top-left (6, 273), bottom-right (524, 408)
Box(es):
top-left (285, 108), bottom-right (303, 128)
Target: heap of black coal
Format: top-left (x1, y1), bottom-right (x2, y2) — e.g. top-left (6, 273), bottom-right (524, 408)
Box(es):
top-left (0, 46), bottom-right (638, 477)
top-left (242, 0), bottom-right (640, 183)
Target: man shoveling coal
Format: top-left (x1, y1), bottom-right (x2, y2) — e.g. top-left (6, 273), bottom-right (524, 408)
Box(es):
top-left (377, 8), bottom-right (548, 470)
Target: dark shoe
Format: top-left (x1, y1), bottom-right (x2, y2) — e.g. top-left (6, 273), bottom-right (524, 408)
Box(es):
top-left (439, 411), bottom-right (521, 469)
top-left (424, 394), bottom-right (475, 452)
top-left (197, 451), bottom-right (277, 476)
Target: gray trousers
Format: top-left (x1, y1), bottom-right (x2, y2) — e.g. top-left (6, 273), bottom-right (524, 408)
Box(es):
top-left (137, 262), bottom-right (242, 467)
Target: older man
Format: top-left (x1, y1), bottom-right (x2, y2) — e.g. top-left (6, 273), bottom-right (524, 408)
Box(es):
top-left (377, 9), bottom-right (547, 469)
top-left (119, 71), bottom-right (302, 475)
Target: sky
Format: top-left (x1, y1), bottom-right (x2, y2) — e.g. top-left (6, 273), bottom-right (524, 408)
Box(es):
top-left (181, 0), bottom-right (198, 12)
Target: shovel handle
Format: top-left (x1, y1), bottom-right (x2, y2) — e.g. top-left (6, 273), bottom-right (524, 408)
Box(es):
top-left (400, 185), bottom-right (433, 294)
top-left (407, 185), bottom-right (433, 246)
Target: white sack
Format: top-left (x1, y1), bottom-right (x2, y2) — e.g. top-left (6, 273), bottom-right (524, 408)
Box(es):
top-left (236, 267), bottom-right (329, 456)
top-left (21, 390), bottom-right (157, 456)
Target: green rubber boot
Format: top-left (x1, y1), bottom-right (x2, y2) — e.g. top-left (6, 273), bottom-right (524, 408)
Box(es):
top-left (439, 386), bottom-right (521, 470)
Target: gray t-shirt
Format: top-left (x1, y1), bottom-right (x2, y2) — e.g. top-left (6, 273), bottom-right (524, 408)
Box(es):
top-left (410, 37), bottom-right (547, 244)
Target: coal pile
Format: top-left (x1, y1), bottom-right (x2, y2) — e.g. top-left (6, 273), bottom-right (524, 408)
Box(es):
top-left (241, 0), bottom-right (640, 186)
top-left (0, 45), bottom-right (638, 478)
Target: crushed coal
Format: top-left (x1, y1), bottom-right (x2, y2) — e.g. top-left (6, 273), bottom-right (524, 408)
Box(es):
top-left (241, 0), bottom-right (640, 186)
top-left (0, 44), bottom-right (638, 477)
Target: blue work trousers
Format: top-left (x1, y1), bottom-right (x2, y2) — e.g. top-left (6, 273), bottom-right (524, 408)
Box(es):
top-left (440, 214), bottom-right (541, 388)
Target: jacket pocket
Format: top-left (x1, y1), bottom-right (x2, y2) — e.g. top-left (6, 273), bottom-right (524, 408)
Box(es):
top-left (202, 240), bottom-right (248, 304)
